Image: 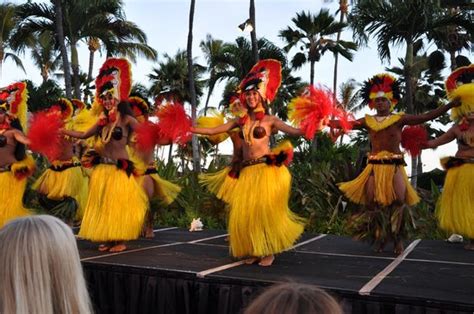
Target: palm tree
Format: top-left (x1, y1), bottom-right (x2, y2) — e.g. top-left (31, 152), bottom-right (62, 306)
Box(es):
top-left (333, 0), bottom-right (350, 98)
top-left (210, 37), bottom-right (302, 121)
top-left (349, 0), bottom-right (471, 185)
top-left (187, 0), bottom-right (200, 172)
top-left (200, 34), bottom-right (226, 114)
top-left (148, 50), bottom-right (205, 104)
top-left (53, 0), bottom-right (72, 98)
top-left (279, 9), bottom-right (357, 85)
top-left (30, 31), bottom-right (61, 83)
top-left (0, 3), bottom-right (25, 82)
top-left (14, 0), bottom-right (156, 99)
top-left (249, 0), bottom-right (258, 63)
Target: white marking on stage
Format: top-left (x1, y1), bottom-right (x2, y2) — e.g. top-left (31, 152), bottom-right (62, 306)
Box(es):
top-left (195, 234), bottom-right (327, 278)
top-left (296, 250), bottom-right (395, 261)
top-left (188, 233), bottom-right (228, 244)
top-left (196, 260), bottom-right (248, 278)
top-left (81, 242), bottom-right (183, 262)
top-left (358, 239), bottom-right (421, 296)
top-left (153, 227), bottom-right (178, 232)
top-left (291, 234), bottom-right (327, 249)
top-left (80, 232), bottom-right (227, 262)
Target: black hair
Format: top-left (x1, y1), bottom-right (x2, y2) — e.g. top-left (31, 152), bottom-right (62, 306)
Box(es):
top-left (10, 118), bottom-right (26, 161)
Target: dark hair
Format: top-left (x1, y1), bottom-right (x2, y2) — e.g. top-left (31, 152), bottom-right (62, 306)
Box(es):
top-left (117, 101), bottom-right (134, 117)
top-left (10, 118), bottom-right (26, 161)
top-left (244, 282), bottom-right (342, 314)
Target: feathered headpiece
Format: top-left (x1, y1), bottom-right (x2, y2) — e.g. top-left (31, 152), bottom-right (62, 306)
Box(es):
top-left (445, 64), bottom-right (474, 121)
top-left (0, 82), bottom-right (28, 130)
top-left (71, 99), bottom-right (86, 111)
top-left (48, 98), bottom-right (74, 121)
top-left (128, 95), bottom-right (149, 123)
top-left (95, 58), bottom-right (132, 103)
top-left (360, 74), bottom-right (401, 111)
top-left (239, 59), bottom-right (282, 105)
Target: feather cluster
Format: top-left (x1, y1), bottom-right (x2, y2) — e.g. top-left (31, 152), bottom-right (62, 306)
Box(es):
top-left (288, 86), bottom-right (352, 140)
top-left (155, 102), bottom-right (192, 146)
top-left (401, 125), bottom-right (428, 157)
top-left (28, 111), bottom-right (64, 161)
top-left (134, 121), bottom-right (161, 153)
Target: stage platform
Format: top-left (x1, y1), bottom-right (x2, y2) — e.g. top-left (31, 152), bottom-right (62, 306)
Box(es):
top-left (77, 227), bottom-right (474, 314)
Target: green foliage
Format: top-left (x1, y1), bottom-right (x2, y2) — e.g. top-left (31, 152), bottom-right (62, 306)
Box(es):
top-left (289, 134), bottom-right (358, 235)
top-left (26, 80), bottom-right (64, 112)
top-left (151, 159), bottom-right (226, 230)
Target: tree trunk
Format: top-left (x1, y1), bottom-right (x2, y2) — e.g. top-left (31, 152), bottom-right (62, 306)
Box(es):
top-left (53, 0), bottom-right (72, 98)
top-left (85, 49), bottom-right (95, 103)
top-left (167, 143), bottom-right (173, 165)
top-left (87, 50), bottom-right (95, 82)
top-left (187, 0), bottom-right (201, 173)
top-left (405, 41), bottom-right (417, 187)
top-left (332, 0), bottom-right (347, 97)
top-left (449, 51), bottom-right (456, 71)
top-left (249, 0), bottom-right (259, 64)
top-left (70, 42), bottom-right (82, 99)
top-left (310, 60), bottom-right (315, 86)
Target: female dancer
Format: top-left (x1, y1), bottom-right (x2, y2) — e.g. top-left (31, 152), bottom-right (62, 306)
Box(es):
top-left (192, 59), bottom-right (305, 266)
top-left (423, 64), bottom-right (474, 250)
top-left (129, 95), bottom-right (181, 238)
top-left (63, 58), bottom-right (147, 252)
top-left (33, 98), bottom-right (89, 224)
top-left (0, 82), bottom-right (35, 228)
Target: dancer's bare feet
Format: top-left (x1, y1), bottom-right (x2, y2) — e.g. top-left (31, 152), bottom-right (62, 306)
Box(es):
top-left (144, 226), bottom-right (154, 239)
top-left (244, 257), bottom-right (258, 264)
top-left (98, 244), bottom-right (110, 252)
top-left (464, 240), bottom-right (474, 251)
top-left (374, 241), bottom-right (386, 253)
top-left (109, 243), bottom-right (127, 252)
top-left (258, 255), bottom-right (275, 267)
top-left (394, 240), bottom-right (404, 255)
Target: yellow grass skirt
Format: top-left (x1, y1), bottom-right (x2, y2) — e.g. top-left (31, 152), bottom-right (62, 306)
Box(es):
top-left (199, 166), bottom-right (237, 203)
top-left (78, 164), bottom-right (147, 241)
top-left (32, 165), bottom-right (89, 219)
top-left (225, 163), bottom-right (304, 257)
top-left (138, 173), bottom-right (181, 205)
top-left (438, 163), bottom-right (474, 238)
top-left (0, 171), bottom-right (30, 228)
top-left (338, 155), bottom-right (420, 206)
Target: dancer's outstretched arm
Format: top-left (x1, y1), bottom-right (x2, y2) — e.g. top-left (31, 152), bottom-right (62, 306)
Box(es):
top-left (192, 120), bottom-right (238, 136)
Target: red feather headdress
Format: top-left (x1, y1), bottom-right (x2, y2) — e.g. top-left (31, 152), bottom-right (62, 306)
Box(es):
top-left (95, 58), bottom-right (132, 102)
top-left (128, 95), bottom-right (150, 123)
top-left (0, 82), bottom-right (28, 130)
top-left (48, 98), bottom-right (74, 121)
top-left (71, 99), bottom-right (86, 111)
top-left (239, 59), bottom-right (282, 105)
top-left (445, 64), bottom-right (474, 121)
top-left (360, 74), bottom-right (401, 111)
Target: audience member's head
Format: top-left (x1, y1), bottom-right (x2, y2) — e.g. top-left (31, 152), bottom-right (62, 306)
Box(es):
top-left (244, 282), bottom-right (342, 314)
top-left (0, 215), bottom-right (93, 314)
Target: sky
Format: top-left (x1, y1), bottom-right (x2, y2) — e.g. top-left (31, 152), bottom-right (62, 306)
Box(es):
top-left (3, 0), bottom-right (460, 173)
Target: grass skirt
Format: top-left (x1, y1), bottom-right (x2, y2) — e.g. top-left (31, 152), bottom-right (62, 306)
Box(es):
top-left (33, 165), bottom-right (89, 219)
top-left (0, 171), bottom-right (30, 228)
top-left (78, 164), bottom-right (147, 242)
top-left (223, 163), bottom-right (304, 257)
top-left (138, 173), bottom-right (181, 205)
top-left (199, 167), bottom-right (237, 203)
top-left (338, 158), bottom-right (419, 206)
top-left (438, 163), bottom-right (474, 238)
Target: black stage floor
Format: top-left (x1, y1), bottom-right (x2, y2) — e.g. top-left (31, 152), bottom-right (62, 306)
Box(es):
top-left (77, 227), bottom-right (474, 314)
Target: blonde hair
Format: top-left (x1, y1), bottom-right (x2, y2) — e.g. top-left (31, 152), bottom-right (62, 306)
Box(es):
top-left (0, 215), bottom-right (93, 314)
top-left (244, 282), bottom-right (342, 314)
